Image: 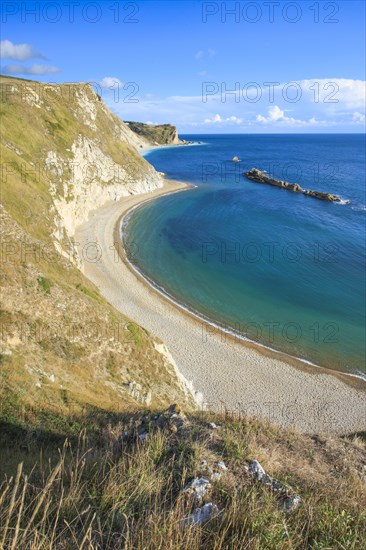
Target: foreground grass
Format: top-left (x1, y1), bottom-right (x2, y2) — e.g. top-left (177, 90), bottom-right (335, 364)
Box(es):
top-left (0, 407), bottom-right (365, 549)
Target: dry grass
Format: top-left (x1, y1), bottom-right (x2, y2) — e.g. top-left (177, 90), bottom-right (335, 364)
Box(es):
top-left (0, 75), bottom-right (195, 416)
top-left (0, 408), bottom-right (365, 549)
top-left (0, 207), bottom-right (195, 416)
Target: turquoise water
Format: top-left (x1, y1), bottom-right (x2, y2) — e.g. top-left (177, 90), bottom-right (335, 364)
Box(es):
top-left (123, 135), bottom-right (366, 377)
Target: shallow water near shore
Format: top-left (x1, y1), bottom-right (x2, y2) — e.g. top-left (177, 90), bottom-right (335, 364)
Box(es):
top-left (124, 134), bottom-right (366, 377)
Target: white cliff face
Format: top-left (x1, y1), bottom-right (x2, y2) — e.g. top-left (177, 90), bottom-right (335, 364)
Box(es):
top-left (47, 135), bottom-right (162, 244)
top-left (154, 343), bottom-right (204, 407)
top-left (74, 86), bottom-right (150, 150)
top-left (2, 80), bottom-right (163, 263)
top-left (75, 89), bottom-right (97, 130)
top-left (47, 137), bottom-right (162, 264)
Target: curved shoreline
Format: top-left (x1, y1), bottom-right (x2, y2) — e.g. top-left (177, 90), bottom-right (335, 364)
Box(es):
top-left (118, 185), bottom-right (365, 387)
top-left (75, 179), bottom-right (366, 435)
top-left (121, 202), bottom-right (366, 383)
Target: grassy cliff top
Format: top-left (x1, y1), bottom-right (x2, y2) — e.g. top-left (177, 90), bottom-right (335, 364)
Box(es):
top-left (0, 75), bottom-right (158, 242)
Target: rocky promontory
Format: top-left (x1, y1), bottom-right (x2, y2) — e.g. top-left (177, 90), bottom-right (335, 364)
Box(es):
top-left (124, 121), bottom-right (182, 146)
top-left (244, 168), bottom-right (347, 203)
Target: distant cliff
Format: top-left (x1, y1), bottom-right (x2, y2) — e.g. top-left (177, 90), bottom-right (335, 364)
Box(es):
top-left (124, 121), bottom-right (182, 146)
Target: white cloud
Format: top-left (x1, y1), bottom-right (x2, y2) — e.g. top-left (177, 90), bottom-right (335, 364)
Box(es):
top-left (204, 113), bottom-right (222, 123)
top-left (227, 115), bottom-right (243, 124)
top-left (195, 49), bottom-right (216, 59)
top-left (256, 105), bottom-right (290, 123)
top-left (1, 63), bottom-right (59, 75)
top-left (256, 105), bottom-right (329, 127)
top-left (299, 78), bottom-right (366, 110)
top-left (352, 111), bottom-right (365, 123)
top-left (257, 105), bottom-right (285, 122)
top-left (0, 40), bottom-right (44, 61)
top-left (105, 77), bottom-right (365, 133)
top-left (99, 76), bottom-right (123, 88)
top-left (0, 40), bottom-right (58, 75)
top-left (247, 79), bottom-right (365, 110)
top-left (204, 113), bottom-right (243, 125)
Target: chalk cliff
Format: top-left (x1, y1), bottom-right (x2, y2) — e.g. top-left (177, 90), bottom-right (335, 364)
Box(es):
top-left (0, 76), bottom-right (195, 415)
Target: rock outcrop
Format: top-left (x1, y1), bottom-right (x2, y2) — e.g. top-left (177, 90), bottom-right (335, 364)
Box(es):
top-left (124, 121), bottom-right (182, 146)
top-left (244, 168), bottom-right (348, 203)
top-left (303, 189), bottom-right (344, 201)
top-left (1, 76), bottom-right (164, 266)
top-left (247, 459), bottom-right (301, 512)
top-left (122, 404), bottom-right (304, 530)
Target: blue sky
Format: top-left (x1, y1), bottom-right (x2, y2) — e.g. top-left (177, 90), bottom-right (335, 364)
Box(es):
top-left (1, 0), bottom-right (365, 133)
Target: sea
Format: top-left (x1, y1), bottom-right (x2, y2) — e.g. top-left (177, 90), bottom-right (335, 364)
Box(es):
top-left (123, 134), bottom-right (366, 379)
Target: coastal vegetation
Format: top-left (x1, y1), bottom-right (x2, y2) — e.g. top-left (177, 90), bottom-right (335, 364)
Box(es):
top-left (0, 75), bottom-right (195, 420)
top-left (1, 76), bottom-right (365, 548)
top-left (0, 405), bottom-right (365, 548)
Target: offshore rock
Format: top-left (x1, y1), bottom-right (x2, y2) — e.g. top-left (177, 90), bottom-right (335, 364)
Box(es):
top-left (244, 168), bottom-right (302, 192)
top-left (244, 168), bottom-right (347, 203)
top-left (303, 189), bottom-right (343, 202)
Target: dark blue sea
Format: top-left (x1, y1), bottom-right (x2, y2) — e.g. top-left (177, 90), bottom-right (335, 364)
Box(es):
top-left (123, 134), bottom-right (366, 377)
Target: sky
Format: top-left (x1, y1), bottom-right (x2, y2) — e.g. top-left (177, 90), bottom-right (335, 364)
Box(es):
top-left (1, 0), bottom-right (365, 133)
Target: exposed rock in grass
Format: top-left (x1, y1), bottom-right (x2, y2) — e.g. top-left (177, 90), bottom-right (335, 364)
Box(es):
top-left (184, 478), bottom-right (211, 504)
top-left (183, 503), bottom-right (220, 527)
top-left (248, 459), bottom-right (301, 512)
top-left (1, 405), bottom-right (365, 548)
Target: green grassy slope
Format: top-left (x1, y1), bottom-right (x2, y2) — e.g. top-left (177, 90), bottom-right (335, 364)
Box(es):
top-left (0, 76), bottom-right (195, 420)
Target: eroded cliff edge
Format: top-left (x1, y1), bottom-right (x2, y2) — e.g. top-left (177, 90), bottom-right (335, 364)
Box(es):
top-left (0, 75), bottom-right (197, 415)
top-left (1, 76), bottom-right (166, 265)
